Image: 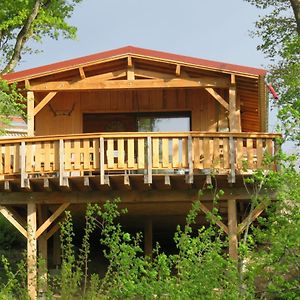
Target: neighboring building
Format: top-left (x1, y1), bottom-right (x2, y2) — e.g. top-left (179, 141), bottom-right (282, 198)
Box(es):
top-left (0, 116), bottom-right (27, 138)
top-left (0, 46), bottom-right (280, 299)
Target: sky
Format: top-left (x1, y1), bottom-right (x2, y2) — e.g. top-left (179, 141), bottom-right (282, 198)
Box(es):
top-left (17, 0), bottom-right (280, 132)
top-left (19, 0), bottom-right (267, 69)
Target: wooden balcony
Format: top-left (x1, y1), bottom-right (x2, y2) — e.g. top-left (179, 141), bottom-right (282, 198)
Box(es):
top-left (0, 132), bottom-right (280, 192)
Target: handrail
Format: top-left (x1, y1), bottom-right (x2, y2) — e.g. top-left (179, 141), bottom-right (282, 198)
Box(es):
top-left (0, 131), bottom-right (282, 144)
top-left (0, 131), bottom-right (280, 185)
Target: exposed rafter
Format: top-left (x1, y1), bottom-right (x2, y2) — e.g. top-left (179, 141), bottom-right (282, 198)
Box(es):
top-left (79, 67), bottom-right (86, 79)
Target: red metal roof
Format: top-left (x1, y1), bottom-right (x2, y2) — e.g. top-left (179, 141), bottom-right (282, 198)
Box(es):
top-left (2, 46), bottom-right (266, 81)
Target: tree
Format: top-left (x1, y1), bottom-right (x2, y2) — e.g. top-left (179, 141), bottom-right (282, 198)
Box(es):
top-left (0, 0), bottom-right (82, 131)
top-left (244, 0), bottom-right (300, 144)
top-left (0, 0), bottom-right (82, 74)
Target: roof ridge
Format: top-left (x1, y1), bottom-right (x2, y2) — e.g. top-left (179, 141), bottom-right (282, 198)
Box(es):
top-left (3, 45), bottom-right (266, 81)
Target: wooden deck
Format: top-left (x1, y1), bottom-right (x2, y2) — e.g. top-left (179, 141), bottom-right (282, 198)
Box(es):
top-left (0, 131), bottom-right (280, 191)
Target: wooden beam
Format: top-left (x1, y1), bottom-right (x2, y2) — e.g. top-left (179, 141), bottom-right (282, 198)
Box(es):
top-left (205, 88), bottom-right (229, 110)
top-left (35, 203), bottom-right (70, 239)
top-left (0, 205), bottom-right (27, 238)
top-left (79, 67), bottom-right (86, 79)
top-left (27, 202), bottom-right (37, 300)
top-left (238, 200), bottom-right (270, 235)
top-left (33, 92), bottom-right (57, 116)
top-left (29, 77), bottom-right (230, 91)
top-left (199, 203), bottom-right (229, 234)
top-left (228, 199), bottom-right (238, 261)
top-left (27, 91), bottom-right (35, 136)
top-left (0, 187), bottom-right (257, 205)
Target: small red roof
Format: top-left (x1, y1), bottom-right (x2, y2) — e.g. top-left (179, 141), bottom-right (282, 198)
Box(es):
top-left (2, 46), bottom-right (266, 81)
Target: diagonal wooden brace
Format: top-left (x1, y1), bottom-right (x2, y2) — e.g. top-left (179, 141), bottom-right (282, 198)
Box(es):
top-left (35, 203), bottom-right (70, 239)
top-left (0, 205), bottom-right (27, 238)
top-left (238, 199), bottom-right (270, 235)
top-left (199, 202), bottom-right (229, 234)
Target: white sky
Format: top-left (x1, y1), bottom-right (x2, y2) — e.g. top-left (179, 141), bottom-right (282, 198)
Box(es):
top-left (17, 0), bottom-right (280, 132)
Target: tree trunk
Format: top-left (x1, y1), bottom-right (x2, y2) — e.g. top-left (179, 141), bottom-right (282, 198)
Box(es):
top-left (290, 0), bottom-right (300, 34)
top-left (2, 0), bottom-right (41, 74)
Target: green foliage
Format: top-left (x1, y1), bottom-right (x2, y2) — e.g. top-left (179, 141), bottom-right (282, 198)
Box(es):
top-left (244, 0), bottom-right (300, 144)
top-left (1, 162), bottom-right (299, 299)
top-left (0, 80), bottom-right (26, 133)
top-left (0, 0), bottom-right (82, 73)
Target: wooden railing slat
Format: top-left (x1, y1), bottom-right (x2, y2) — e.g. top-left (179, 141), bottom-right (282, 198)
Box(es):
top-left (138, 138), bottom-right (145, 169)
top-left (256, 139), bottom-right (263, 168)
top-left (172, 138), bottom-right (179, 168)
top-left (127, 138), bottom-right (135, 168)
top-left (162, 138), bottom-right (169, 168)
top-left (246, 139), bottom-right (254, 169)
top-left (152, 138), bottom-right (159, 168)
top-left (107, 139), bottom-right (114, 169)
top-left (182, 138), bottom-right (188, 168)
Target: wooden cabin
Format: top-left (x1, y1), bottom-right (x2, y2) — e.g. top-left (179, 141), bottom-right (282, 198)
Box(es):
top-left (0, 46), bottom-right (280, 299)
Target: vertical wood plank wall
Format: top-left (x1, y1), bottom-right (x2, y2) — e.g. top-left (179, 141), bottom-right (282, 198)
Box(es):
top-left (35, 89), bottom-right (230, 136)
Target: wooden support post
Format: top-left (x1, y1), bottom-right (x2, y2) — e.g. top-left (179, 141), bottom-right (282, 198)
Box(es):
top-left (144, 218), bottom-right (153, 257)
top-left (27, 91), bottom-right (35, 136)
top-left (228, 199), bottom-right (238, 261)
top-left (27, 202), bottom-right (37, 300)
top-left (228, 75), bottom-right (241, 132)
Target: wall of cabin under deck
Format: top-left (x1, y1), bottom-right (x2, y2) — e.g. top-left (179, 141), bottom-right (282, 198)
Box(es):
top-left (34, 88), bottom-right (236, 136)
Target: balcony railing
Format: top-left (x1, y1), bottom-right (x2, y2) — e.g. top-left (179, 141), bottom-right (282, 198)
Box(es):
top-left (0, 132), bottom-right (281, 187)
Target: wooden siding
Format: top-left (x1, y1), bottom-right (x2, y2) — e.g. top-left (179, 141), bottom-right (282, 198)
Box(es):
top-left (35, 89), bottom-right (231, 136)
